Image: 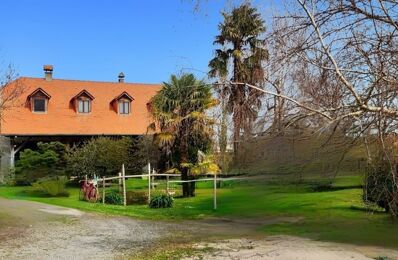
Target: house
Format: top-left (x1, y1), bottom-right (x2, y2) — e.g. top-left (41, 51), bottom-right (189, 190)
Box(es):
top-left (0, 65), bottom-right (161, 180)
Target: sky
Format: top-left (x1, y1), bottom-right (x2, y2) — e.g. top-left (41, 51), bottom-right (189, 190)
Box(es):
top-left (0, 0), bottom-right (275, 84)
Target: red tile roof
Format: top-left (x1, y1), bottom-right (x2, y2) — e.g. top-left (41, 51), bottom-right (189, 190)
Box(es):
top-left (1, 77), bottom-right (161, 136)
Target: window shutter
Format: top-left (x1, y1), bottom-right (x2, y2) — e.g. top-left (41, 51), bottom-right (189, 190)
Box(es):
top-left (119, 101), bottom-right (123, 113)
top-left (84, 100), bottom-right (89, 112)
top-left (124, 102), bottom-right (129, 114)
top-left (78, 100), bottom-right (84, 113)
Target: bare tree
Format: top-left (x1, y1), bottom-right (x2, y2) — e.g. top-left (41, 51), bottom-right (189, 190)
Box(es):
top-left (284, 1), bottom-right (396, 117)
top-left (224, 0), bottom-right (398, 214)
top-left (0, 65), bottom-right (24, 121)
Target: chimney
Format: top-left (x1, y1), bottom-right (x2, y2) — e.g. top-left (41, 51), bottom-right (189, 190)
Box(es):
top-left (43, 65), bottom-right (53, 81)
top-left (118, 72), bottom-right (125, 83)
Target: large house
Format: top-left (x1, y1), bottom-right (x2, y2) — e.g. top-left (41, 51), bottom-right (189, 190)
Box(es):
top-left (0, 65), bottom-right (161, 179)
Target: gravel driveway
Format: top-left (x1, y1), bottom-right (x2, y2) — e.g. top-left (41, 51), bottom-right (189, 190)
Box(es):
top-left (185, 237), bottom-right (398, 260)
top-left (1, 198), bottom-right (398, 260)
top-left (0, 198), bottom-right (181, 259)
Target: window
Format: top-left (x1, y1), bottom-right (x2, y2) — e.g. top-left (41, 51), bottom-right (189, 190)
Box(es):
top-left (118, 100), bottom-right (130, 114)
top-left (33, 98), bottom-right (46, 112)
top-left (72, 90), bottom-right (94, 114)
top-left (28, 88), bottom-right (51, 113)
top-left (78, 99), bottom-right (90, 113)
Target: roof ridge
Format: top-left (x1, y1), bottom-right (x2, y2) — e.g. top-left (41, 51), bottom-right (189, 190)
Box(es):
top-left (18, 76), bottom-right (161, 86)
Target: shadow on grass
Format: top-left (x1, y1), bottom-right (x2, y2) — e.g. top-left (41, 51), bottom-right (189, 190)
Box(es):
top-left (16, 189), bottom-right (69, 198)
top-left (324, 205), bottom-right (387, 215)
top-left (308, 185), bottom-right (363, 192)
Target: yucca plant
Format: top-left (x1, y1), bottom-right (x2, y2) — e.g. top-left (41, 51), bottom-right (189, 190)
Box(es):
top-left (104, 192), bottom-right (123, 205)
top-left (149, 194), bottom-right (174, 208)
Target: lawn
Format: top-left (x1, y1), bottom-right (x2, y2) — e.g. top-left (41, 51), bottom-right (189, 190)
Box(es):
top-left (1, 174), bottom-right (398, 249)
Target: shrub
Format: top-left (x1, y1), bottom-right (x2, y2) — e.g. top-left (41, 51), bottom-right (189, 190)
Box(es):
top-left (3, 168), bottom-right (16, 186)
top-left (104, 192), bottom-right (123, 205)
top-left (15, 142), bottom-right (67, 185)
top-left (32, 176), bottom-right (70, 197)
top-left (149, 194), bottom-right (173, 208)
top-left (364, 162), bottom-right (397, 213)
top-left (126, 191), bottom-right (148, 205)
top-left (66, 137), bottom-right (138, 177)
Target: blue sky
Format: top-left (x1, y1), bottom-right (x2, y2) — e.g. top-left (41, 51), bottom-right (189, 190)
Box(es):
top-left (0, 0), bottom-right (273, 84)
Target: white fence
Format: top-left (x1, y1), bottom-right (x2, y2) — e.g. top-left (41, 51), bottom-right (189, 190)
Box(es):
top-left (100, 163), bottom-right (251, 210)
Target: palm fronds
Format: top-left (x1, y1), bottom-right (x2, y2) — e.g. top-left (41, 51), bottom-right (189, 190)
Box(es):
top-left (148, 73), bottom-right (217, 178)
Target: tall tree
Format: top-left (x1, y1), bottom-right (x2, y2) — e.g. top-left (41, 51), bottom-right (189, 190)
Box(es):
top-left (209, 3), bottom-right (268, 158)
top-left (149, 74), bottom-right (217, 197)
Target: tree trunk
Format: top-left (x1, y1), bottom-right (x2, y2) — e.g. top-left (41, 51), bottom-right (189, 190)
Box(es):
top-left (233, 110), bottom-right (241, 160)
top-left (181, 168), bottom-right (195, 197)
top-left (232, 42), bottom-right (244, 161)
top-left (220, 98), bottom-right (228, 172)
top-left (220, 97), bottom-right (227, 155)
top-left (180, 127), bottom-right (195, 197)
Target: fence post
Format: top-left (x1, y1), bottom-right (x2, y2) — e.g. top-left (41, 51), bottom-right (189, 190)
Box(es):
top-left (122, 164), bottom-right (126, 207)
top-left (102, 176), bottom-right (105, 204)
top-left (152, 169), bottom-right (155, 189)
top-left (213, 173), bottom-right (217, 210)
top-left (148, 162), bottom-right (151, 204)
top-left (166, 175), bottom-right (169, 195)
top-left (118, 172), bottom-right (122, 193)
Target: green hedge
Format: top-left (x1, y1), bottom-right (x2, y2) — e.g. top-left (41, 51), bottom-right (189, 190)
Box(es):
top-left (32, 176), bottom-right (70, 197)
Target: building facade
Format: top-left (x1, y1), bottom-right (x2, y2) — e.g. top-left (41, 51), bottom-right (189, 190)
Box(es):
top-left (0, 65), bottom-right (161, 181)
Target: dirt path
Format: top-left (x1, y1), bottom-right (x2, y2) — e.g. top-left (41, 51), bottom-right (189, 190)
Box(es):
top-left (1, 198), bottom-right (398, 260)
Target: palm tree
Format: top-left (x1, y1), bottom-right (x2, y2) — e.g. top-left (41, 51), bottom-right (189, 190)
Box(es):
top-left (149, 73), bottom-right (217, 197)
top-left (209, 3), bottom-right (268, 159)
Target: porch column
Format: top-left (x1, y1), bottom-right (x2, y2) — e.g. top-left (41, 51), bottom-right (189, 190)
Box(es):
top-left (10, 144), bottom-right (15, 169)
top-left (10, 141), bottom-right (27, 169)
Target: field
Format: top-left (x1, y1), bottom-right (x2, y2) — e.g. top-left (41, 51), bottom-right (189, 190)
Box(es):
top-left (1, 173), bottom-right (398, 249)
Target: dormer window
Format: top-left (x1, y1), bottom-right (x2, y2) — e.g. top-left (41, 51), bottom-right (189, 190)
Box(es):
top-left (78, 98), bottom-right (91, 113)
top-left (111, 92), bottom-right (134, 115)
top-left (27, 88), bottom-right (51, 113)
top-left (33, 98), bottom-right (46, 112)
top-left (118, 99), bottom-right (130, 114)
top-left (71, 90), bottom-right (94, 114)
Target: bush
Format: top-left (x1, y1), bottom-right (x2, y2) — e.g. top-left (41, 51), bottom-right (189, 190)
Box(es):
top-left (364, 163), bottom-right (397, 213)
top-left (104, 192), bottom-right (123, 205)
top-left (66, 137), bottom-right (137, 177)
top-left (3, 168), bottom-right (16, 186)
top-left (32, 176), bottom-right (70, 197)
top-left (15, 142), bottom-right (67, 185)
top-left (149, 194), bottom-right (173, 208)
top-left (126, 191), bottom-right (148, 205)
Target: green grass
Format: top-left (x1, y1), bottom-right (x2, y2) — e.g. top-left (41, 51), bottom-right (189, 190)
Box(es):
top-left (1, 174), bottom-right (398, 249)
